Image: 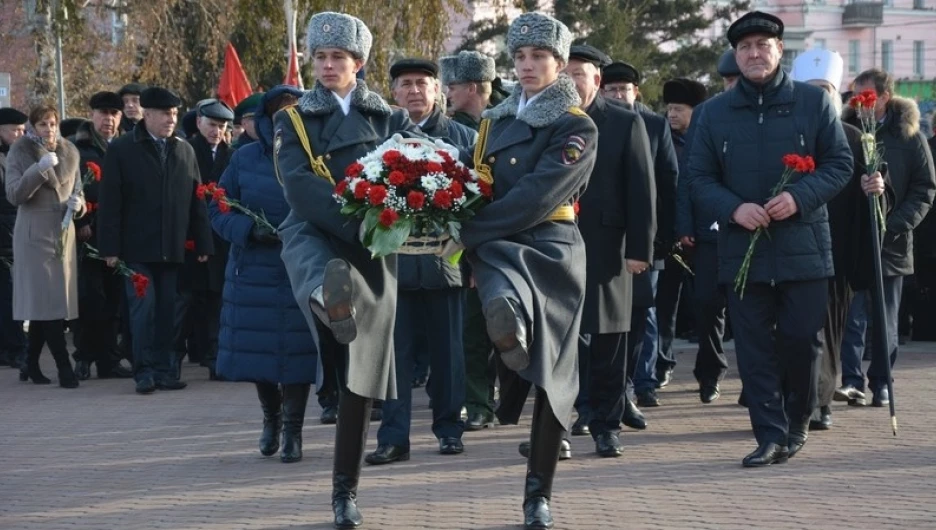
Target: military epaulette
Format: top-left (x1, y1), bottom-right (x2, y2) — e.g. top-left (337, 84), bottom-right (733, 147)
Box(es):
top-left (567, 106), bottom-right (587, 118)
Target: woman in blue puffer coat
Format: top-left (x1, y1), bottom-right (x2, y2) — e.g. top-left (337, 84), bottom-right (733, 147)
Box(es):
top-left (209, 86), bottom-right (315, 463)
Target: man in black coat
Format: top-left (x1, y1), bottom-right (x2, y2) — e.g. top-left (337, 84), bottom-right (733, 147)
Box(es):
top-left (838, 68), bottom-right (936, 406)
top-left (565, 46), bottom-right (656, 457)
top-left (600, 61), bottom-right (680, 407)
top-left (118, 83), bottom-right (146, 134)
top-left (0, 108), bottom-right (27, 368)
top-left (174, 99), bottom-right (233, 379)
top-left (97, 87), bottom-right (214, 394)
top-left (689, 12), bottom-right (853, 466)
top-left (70, 92), bottom-right (133, 380)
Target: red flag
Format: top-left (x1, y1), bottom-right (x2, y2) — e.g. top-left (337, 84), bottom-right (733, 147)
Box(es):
top-left (284, 42), bottom-right (304, 89)
top-left (217, 42), bottom-right (252, 108)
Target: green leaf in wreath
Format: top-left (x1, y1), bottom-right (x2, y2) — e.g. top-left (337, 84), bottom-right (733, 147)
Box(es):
top-left (369, 216), bottom-right (413, 258)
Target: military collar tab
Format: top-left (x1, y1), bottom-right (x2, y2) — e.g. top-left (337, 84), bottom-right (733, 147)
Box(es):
top-left (482, 74), bottom-right (582, 128)
top-left (297, 80), bottom-right (392, 117)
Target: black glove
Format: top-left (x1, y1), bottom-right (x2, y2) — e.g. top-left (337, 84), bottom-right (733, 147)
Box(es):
top-left (249, 224), bottom-right (280, 245)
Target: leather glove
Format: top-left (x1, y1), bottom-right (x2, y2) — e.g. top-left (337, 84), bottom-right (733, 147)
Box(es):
top-left (249, 224), bottom-right (280, 245)
top-left (66, 194), bottom-right (85, 212)
top-left (38, 153), bottom-right (59, 172)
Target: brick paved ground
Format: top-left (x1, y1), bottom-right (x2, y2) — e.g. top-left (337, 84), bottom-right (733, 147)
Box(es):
top-left (3, 340), bottom-right (936, 530)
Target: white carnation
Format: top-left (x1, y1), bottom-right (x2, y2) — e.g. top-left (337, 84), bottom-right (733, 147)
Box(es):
top-left (465, 182), bottom-right (481, 195)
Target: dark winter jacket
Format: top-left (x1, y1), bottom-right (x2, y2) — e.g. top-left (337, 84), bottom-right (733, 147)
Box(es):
top-left (181, 134), bottom-right (231, 292)
top-left (97, 121), bottom-right (214, 264)
top-left (211, 87), bottom-right (316, 384)
top-left (677, 101), bottom-right (719, 244)
top-left (69, 121), bottom-right (110, 243)
top-left (0, 144), bottom-right (17, 258)
top-left (632, 101), bottom-right (679, 258)
top-left (689, 70), bottom-right (854, 285)
top-left (843, 96), bottom-right (936, 276)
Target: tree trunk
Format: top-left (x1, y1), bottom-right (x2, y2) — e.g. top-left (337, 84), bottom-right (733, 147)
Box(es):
top-left (27, 0), bottom-right (57, 109)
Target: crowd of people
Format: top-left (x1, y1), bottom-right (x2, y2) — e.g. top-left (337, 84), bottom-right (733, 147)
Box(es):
top-left (1, 7), bottom-right (935, 530)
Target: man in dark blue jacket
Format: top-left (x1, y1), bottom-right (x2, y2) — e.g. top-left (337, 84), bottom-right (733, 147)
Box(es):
top-left (0, 108), bottom-right (27, 369)
top-left (689, 11), bottom-right (853, 466)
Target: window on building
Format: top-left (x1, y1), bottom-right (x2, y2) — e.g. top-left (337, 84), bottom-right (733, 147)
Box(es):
top-left (849, 40), bottom-right (860, 74)
top-left (914, 40), bottom-right (925, 77)
top-left (882, 40), bottom-right (893, 72)
top-left (814, 38), bottom-right (826, 50)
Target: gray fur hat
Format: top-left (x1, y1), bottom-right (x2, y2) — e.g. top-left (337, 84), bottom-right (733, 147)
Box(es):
top-left (305, 12), bottom-right (373, 61)
top-left (507, 12), bottom-right (572, 63)
top-left (439, 51), bottom-right (496, 86)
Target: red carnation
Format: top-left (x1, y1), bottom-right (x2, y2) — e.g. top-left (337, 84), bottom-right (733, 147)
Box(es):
top-left (449, 180), bottom-right (464, 199)
top-left (379, 208), bottom-right (399, 227)
top-left (130, 273), bottom-right (149, 299)
top-left (382, 150), bottom-right (402, 166)
top-left (85, 201), bottom-right (97, 213)
top-left (432, 190), bottom-right (453, 209)
top-left (353, 181), bottom-right (371, 200)
top-left (796, 155), bottom-right (816, 173)
top-left (212, 186), bottom-right (226, 201)
top-left (437, 150), bottom-right (454, 163)
top-left (478, 181), bottom-right (493, 199)
top-left (184, 240), bottom-right (195, 251)
top-left (196, 184), bottom-right (208, 200)
top-left (86, 162), bottom-right (102, 181)
top-left (407, 190), bottom-right (426, 210)
top-left (782, 154), bottom-right (801, 170)
top-left (367, 184), bottom-right (388, 205)
top-left (334, 179), bottom-right (349, 195)
top-left (388, 170), bottom-right (406, 186)
top-left (206, 182), bottom-right (217, 194)
top-left (346, 162), bottom-right (364, 178)
top-left (426, 162), bottom-right (443, 174)
top-left (218, 200), bottom-right (232, 214)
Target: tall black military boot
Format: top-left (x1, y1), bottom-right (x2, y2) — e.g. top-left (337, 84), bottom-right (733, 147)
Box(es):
top-left (46, 320), bottom-right (78, 389)
top-left (256, 383), bottom-right (282, 456)
top-left (523, 387), bottom-right (563, 530)
top-left (280, 383), bottom-right (310, 463)
top-left (22, 326), bottom-right (50, 384)
top-left (332, 391), bottom-right (373, 529)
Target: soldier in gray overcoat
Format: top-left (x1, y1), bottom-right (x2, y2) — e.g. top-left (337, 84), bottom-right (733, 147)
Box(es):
top-left (455, 13), bottom-right (597, 530)
top-left (272, 12), bottom-right (430, 530)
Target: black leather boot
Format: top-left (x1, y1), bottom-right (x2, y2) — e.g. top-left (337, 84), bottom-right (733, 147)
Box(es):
top-left (256, 383), bottom-right (282, 456)
top-left (332, 391), bottom-right (372, 529)
top-left (47, 321), bottom-right (78, 389)
top-left (280, 384), bottom-right (310, 463)
top-left (523, 388), bottom-right (562, 530)
top-left (23, 343), bottom-right (50, 384)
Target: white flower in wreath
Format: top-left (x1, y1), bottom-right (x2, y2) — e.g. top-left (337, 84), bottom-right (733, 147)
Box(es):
top-left (349, 177), bottom-right (365, 194)
top-left (465, 182), bottom-right (481, 195)
top-left (420, 174), bottom-right (440, 192)
top-left (364, 161), bottom-right (383, 182)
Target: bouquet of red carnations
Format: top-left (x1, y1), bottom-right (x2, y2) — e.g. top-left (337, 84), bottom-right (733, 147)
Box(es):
top-left (333, 135), bottom-right (492, 258)
top-left (848, 89), bottom-right (887, 233)
top-left (83, 244), bottom-right (150, 298)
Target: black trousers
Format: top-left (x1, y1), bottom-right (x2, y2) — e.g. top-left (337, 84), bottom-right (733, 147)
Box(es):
top-left (173, 289), bottom-right (221, 370)
top-left (819, 276), bottom-right (852, 407)
top-left (654, 258), bottom-right (684, 374)
top-left (689, 243), bottom-right (729, 385)
top-left (586, 332), bottom-right (627, 436)
top-left (0, 263), bottom-right (25, 361)
top-left (727, 279), bottom-right (827, 446)
top-left (75, 257), bottom-right (123, 369)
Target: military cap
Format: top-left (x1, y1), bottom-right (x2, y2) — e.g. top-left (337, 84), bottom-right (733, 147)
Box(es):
top-left (233, 93), bottom-right (264, 124)
top-left (305, 12), bottom-right (373, 61)
top-left (663, 78), bottom-right (708, 108)
top-left (197, 99), bottom-right (235, 122)
top-left (439, 51), bottom-right (496, 86)
top-left (507, 12), bottom-right (572, 63)
top-left (140, 87), bottom-right (182, 109)
top-left (569, 44), bottom-right (612, 69)
top-left (118, 83), bottom-right (147, 97)
top-left (727, 11), bottom-right (784, 48)
top-left (390, 58), bottom-right (439, 80)
top-left (601, 62), bottom-right (641, 86)
top-left (89, 91), bottom-right (123, 111)
top-left (0, 108), bottom-right (28, 126)
top-left (717, 49), bottom-right (741, 78)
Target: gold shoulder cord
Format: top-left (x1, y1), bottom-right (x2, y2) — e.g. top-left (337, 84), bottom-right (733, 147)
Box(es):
top-left (280, 106), bottom-right (335, 186)
top-left (567, 106), bottom-right (587, 118)
top-left (473, 118), bottom-right (493, 185)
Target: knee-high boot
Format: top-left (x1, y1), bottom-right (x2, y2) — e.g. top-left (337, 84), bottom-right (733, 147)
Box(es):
top-left (280, 383), bottom-right (310, 463)
top-left (22, 322), bottom-right (50, 384)
top-left (46, 320), bottom-right (78, 389)
top-left (332, 390), bottom-right (373, 530)
top-left (524, 387), bottom-right (563, 530)
top-left (256, 383), bottom-right (282, 456)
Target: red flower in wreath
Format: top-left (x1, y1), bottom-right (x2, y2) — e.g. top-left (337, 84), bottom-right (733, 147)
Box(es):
top-left (388, 170), bottom-right (406, 187)
top-left (425, 161), bottom-right (443, 174)
top-left (407, 190), bottom-right (426, 210)
top-left (353, 181), bottom-right (371, 200)
top-left (432, 190), bottom-right (453, 209)
top-left (346, 162), bottom-right (364, 178)
top-left (382, 150), bottom-right (402, 166)
top-left (448, 180), bottom-right (464, 199)
top-left (334, 179), bottom-right (349, 195)
top-left (478, 181), bottom-right (493, 199)
top-left (367, 184), bottom-right (388, 205)
top-left (379, 208), bottom-right (399, 227)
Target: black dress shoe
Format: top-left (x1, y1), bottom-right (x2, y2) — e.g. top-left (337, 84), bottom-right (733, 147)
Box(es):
top-left (518, 439), bottom-right (571, 460)
top-left (136, 378), bottom-right (156, 394)
top-left (742, 442), bottom-right (789, 467)
top-left (320, 405), bottom-right (338, 424)
top-left (787, 439), bottom-right (806, 459)
top-left (332, 496), bottom-right (363, 529)
top-left (656, 368), bottom-right (674, 388)
top-left (465, 412), bottom-right (493, 431)
top-left (595, 431), bottom-right (623, 458)
top-left (73, 360), bottom-right (91, 381)
top-left (809, 406), bottom-right (832, 431)
top-left (570, 415), bottom-right (590, 436)
top-left (636, 389), bottom-right (661, 407)
top-left (155, 379), bottom-right (188, 391)
top-left (622, 397), bottom-right (647, 430)
top-left (439, 437), bottom-right (464, 455)
top-left (872, 388), bottom-right (890, 407)
top-left (364, 444), bottom-right (410, 465)
top-left (834, 385), bottom-right (866, 403)
top-left (523, 496), bottom-right (553, 529)
top-left (700, 384), bottom-right (721, 404)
